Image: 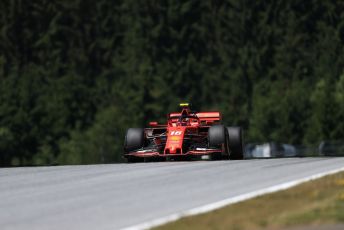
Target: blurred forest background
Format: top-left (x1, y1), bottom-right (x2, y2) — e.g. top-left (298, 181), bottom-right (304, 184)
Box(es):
top-left (1, 0), bottom-right (344, 166)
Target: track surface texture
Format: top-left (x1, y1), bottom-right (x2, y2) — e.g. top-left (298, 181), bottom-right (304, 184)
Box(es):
top-left (1, 157), bottom-right (344, 230)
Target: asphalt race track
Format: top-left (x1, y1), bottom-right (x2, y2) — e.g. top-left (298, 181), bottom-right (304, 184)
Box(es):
top-left (1, 157), bottom-right (344, 230)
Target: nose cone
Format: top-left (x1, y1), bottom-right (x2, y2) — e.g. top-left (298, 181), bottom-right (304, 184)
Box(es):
top-left (165, 127), bottom-right (186, 154)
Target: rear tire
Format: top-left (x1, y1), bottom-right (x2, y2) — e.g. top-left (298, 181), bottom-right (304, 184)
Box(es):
top-left (226, 127), bottom-right (244, 160)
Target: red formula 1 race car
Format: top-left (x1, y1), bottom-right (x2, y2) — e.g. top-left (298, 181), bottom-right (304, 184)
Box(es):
top-left (123, 103), bottom-right (244, 162)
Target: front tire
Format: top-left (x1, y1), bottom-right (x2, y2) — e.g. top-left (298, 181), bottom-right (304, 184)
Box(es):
top-left (208, 125), bottom-right (226, 160)
top-left (208, 125), bottom-right (226, 147)
top-left (124, 128), bottom-right (145, 152)
top-left (226, 127), bottom-right (244, 160)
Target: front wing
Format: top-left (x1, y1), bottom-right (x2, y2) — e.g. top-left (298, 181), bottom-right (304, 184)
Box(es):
top-left (125, 148), bottom-right (222, 158)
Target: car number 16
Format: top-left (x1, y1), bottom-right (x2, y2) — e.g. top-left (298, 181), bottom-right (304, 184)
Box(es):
top-left (170, 131), bottom-right (182, 136)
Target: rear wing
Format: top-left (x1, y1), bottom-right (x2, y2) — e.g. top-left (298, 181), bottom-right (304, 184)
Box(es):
top-left (196, 112), bottom-right (221, 124)
top-left (168, 111), bottom-right (221, 125)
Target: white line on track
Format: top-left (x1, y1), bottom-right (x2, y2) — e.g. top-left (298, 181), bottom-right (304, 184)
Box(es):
top-left (122, 166), bottom-right (344, 230)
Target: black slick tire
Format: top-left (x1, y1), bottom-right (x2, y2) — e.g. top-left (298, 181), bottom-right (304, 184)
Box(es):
top-left (124, 128), bottom-right (145, 162)
top-left (226, 127), bottom-right (244, 160)
top-left (208, 125), bottom-right (226, 160)
top-left (208, 125), bottom-right (226, 147)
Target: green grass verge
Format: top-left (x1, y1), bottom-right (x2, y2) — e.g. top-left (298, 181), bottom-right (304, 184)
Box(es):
top-left (155, 171), bottom-right (344, 230)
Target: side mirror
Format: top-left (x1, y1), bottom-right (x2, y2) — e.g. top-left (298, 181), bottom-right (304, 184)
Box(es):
top-left (149, 121), bottom-right (158, 126)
